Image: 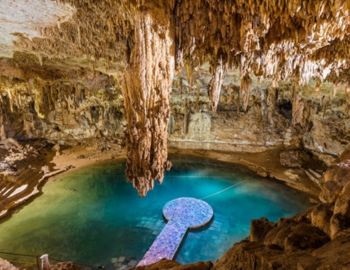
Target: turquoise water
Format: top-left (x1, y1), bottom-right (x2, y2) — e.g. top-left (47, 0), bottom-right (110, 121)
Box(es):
top-left (0, 157), bottom-right (309, 267)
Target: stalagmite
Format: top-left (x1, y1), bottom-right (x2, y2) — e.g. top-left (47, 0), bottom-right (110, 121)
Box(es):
top-left (260, 88), bottom-right (268, 124)
top-left (240, 74), bottom-right (252, 112)
top-left (292, 88), bottom-right (305, 128)
top-left (267, 87), bottom-right (277, 128)
top-left (123, 10), bottom-right (175, 196)
top-left (346, 86), bottom-right (350, 115)
top-left (261, 86), bottom-right (277, 128)
top-left (0, 114), bottom-right (5, 140)
top-left (208, 58), bottom-right (225, 112)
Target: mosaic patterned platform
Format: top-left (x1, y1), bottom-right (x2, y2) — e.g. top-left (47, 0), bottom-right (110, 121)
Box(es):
top-left (137, 197), bottom-right (214, 267)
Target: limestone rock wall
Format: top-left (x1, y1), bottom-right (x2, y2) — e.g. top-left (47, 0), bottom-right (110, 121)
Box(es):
top-left (0, 59), bottom-right (349, 161)
top-left (2, 0), bottom-right (349, 193)
top-left (169, 66), bottom-right (350, 158)
top-left (0, 57), bottom-right (123, 143)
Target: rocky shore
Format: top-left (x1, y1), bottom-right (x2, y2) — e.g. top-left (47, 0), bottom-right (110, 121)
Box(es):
top-left (0, 138), bottom-right (57, 220)
top-left (0, 138), bottom-right (126, 221)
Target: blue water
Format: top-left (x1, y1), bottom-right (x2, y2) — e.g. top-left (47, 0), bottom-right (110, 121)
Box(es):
top-left (0, 157), bottom-right (309, 267)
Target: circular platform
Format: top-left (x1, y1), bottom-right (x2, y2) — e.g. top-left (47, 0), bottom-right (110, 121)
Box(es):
top-left (163, 197), bottom-right (214, 229)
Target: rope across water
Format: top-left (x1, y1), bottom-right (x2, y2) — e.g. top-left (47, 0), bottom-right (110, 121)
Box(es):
top-left (201, 181), bottom-right (243, 200)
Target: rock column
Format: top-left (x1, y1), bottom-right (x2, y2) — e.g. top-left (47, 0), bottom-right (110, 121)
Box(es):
top-left (240, 73), bottom-right (252, 112)
top-left (208, 57), bottom-right (225, 112)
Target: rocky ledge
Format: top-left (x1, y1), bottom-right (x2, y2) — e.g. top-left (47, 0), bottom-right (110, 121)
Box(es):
top-left (0, 138), bottom-right (58, 219)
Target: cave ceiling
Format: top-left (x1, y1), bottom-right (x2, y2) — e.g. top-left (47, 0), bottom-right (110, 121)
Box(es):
top-left (0, 0), bottom-right (350, 195)
top-left (0, 0), bottom-right (349, 82)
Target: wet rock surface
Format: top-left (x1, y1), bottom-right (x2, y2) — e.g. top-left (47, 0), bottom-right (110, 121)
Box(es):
top-left (0, 57), bottom-right (124, 142)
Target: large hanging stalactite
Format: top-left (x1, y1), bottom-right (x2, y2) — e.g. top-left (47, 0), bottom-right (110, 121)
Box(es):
top-left (123, 9), bottom-right (175, 196)
top-left (208, 57), bottom-right (225, 112)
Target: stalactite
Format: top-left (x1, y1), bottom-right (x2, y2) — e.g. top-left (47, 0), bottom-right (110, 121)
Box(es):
top-left (208, 57), bottom-right (225, 112)
top-left (240, 73), bottom-right (252, 112)
top-left (321, 95), bottom-right (330, 118)
top-left (3, 0), bottom-right (350, 196)
top-left (174, 0), bottom-right (184, 70)
top-left (174, 0), bottom-right (350, 84)
top-left (9, 0), bottom-right (350, 86)
top-left (123, 10), bottom-right (175, 196)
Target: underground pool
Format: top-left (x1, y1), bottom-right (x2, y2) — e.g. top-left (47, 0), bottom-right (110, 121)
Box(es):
top-left (0, 156), bottom-right (310, 268)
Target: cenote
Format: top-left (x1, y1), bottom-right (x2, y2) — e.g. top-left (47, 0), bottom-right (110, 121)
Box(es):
top-left (0, 156), bottom-right (310, 268)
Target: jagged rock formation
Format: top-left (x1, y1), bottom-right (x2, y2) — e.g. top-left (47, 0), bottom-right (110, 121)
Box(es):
top-left (0, 55), bottom-right (123, 141)
top-left (1, 0), bottom-right (349, 193)
top-left (0, 0), bottom-right (350, 193)
top-left (175, 1), bottom-right (350, 82)
top-left (169, 66), bottom-right (350, 159)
